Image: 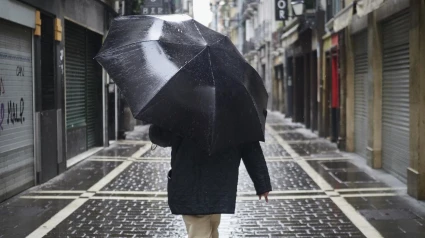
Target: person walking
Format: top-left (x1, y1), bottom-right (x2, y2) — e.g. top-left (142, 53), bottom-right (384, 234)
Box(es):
top-left (149, 124), bottom-right (272, 238)
top-left (96, 15), bottom-right (271, 237)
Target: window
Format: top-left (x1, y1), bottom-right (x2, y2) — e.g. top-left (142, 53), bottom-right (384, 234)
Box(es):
top-left (305, 0), bottom-right (316, 10)
top-left (332, 0), bottom-right (342, 16)
top-left (326, 0), bottom-right (343, 21)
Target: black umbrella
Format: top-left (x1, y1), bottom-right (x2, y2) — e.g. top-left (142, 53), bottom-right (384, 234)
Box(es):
top-left (95, 14), bottom-right (268, 154)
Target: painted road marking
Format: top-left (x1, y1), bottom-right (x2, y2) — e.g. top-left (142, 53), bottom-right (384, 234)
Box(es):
top-left (331, 197), bottom-right (383, 238)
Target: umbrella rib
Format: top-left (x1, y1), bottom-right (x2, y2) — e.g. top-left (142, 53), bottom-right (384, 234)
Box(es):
top-left (97, 40), bottom-right (205, 58)
top-left (136, 46), bottom-right (209, 117)
top-left (193, 21), bottom-right (207, 44)
top-left (207, 48), bottom-right (216, 150)
top-left (209, 36), bottom-right (227, 47)
top-left (96, 40), bottom-right (157, 58)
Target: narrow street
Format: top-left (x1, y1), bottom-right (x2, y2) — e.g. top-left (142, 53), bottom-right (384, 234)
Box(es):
top-left (1, 112), bottom-right (425, 238)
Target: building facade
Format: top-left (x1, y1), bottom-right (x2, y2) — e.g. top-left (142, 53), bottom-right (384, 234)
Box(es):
top-left (228, 0), bottom-right (425, 201)
top-left (0, 0), bottom-right (117, 202)
top-left (322, 0), bottom-right (425, 199)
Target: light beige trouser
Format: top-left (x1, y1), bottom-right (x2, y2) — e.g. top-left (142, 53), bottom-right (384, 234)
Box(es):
top-left (182, 214), bottom-right (221, 238)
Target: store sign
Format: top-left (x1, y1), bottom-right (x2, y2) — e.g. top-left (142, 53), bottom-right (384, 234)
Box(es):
top-left (142, 7), bottom-right (165, 14)
top-left (141, 0), bottom-right (168, 15)
top-left (275, 0), bottom-right (288, 21)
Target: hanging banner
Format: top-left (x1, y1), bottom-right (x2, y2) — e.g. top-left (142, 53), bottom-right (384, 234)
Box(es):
top-left (323, 33), bottom-right (332, 51)
top-left (275, 0), bottom-right (289, 21)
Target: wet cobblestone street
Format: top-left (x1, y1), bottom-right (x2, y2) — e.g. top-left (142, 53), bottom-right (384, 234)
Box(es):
top-left (1, 112), bottom-right (425, 237)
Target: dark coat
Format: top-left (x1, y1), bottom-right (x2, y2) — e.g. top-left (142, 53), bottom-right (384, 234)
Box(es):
top-left (149, 125), bottom-right (272, 215)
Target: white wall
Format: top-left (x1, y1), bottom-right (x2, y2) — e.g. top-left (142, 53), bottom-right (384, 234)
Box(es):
top-left (246, 19), bottom-right (253, 41)
top-left (0, 0), bottom-right (35, 28)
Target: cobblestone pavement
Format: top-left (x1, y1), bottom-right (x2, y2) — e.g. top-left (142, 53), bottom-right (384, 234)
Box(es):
top-left (1, 112), bottom-right (425, 237)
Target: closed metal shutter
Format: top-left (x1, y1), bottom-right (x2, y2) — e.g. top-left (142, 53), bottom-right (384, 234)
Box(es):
top-left (86, 32), bottom-right (102, 149)
top-left (353, 31), bottom-right (368, 158)
top-left (382, 9), bottom-right (410, 182)
top-left (0, 19), bottom-right (34, 201)
top-left (66, 21), bottom-right (102, 156)
top-left (65, 22), bottom-right (86, 129)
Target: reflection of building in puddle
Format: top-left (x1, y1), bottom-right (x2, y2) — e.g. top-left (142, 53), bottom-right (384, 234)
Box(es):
top-left (320, 161), bottom-right (359, 171)
top-left (319, 161), bottom-right (377, 183)
top-left (329, 171), bottom-right (377, 184)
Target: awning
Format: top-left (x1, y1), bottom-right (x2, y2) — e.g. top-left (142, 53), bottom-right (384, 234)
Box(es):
top-left (333, 3), bottom-right (354, 32)
top-left (323, 33), bottom-right (332, 52)
top-left (281, 24), bottom-right (299, 48)
top-left (356, 0), bottom-right (385, 17)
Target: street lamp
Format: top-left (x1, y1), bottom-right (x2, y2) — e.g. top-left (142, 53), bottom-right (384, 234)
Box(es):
top-left (291, 0), bottom-right (305, 16)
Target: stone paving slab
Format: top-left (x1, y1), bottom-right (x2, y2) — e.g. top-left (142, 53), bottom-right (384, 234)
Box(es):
top-left (44, 198), bottom-right (365, 238)
top-left (238, 162), bottom-right (319, 192)
top-left (259, 144), bottom-right (289, 157)
top-left (307, 160), bottom-right (388, 189)
top-left (141, 143), bottom-right (288, 159)
top-left (228, 199), bottom-right (365, 237)
top-left (143, 139), bottom-right (279, 158)
top-left (44, 199), bottom-right (186, 238)
top-left (265, 114), bottom-right (286, 124)
top-left (95, 144), bottom-right (143, 157)
top-left (346, 196), bottom-right (425, 238)
top-left (38, 161), bottom-right (123, 191)
top-left (289, 141), bottom-right (340, 157)
top-left (141, 147), bottom-right (172, 158)
top-left (271, 124), bottom-right (303, 131)
top-left (126, 131), bottom-right (150, 141)
top-left (0, 198), bottom-right (72, 238)
top-left (278, 132), bottom-right (318, 142)
top-left (102, 162), bottom-right (169, 192)
top-left (264, 132), bottom-right (277, 143)
top-left (101, 161), bottom-right (318, 193)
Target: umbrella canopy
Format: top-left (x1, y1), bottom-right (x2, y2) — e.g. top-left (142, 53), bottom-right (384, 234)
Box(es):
top-left (95, 14), bottom-right (268, 154)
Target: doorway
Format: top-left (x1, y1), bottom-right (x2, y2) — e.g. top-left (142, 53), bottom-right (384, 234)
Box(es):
top-left (294, 56), bottom-right (304, 122)
top-left (39, 13), bottom-right (58, 183)
top-left (331, 52), bottom-right (339, 142)
top-left (286, 57), bottom-right (293, 118)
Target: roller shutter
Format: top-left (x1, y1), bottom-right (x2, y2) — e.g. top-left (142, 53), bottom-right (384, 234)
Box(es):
top-left (381, 10), bottom-right (410, 182)
top-left (86, 32), bottom-right (102, 149)
top-left (0, 19), bottom-right (34, 201)
top-left (65, 22), bottom-right (86, 129)
top-left (65, 21), bottom-right (102, 158)
top-left (353, 31), bottom-right (369, 159)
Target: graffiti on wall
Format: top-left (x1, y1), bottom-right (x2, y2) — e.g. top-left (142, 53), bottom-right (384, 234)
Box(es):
top-left (0, 78), bottom-right (4, 95)
top-left (59, 49), bottom-right (64, 75)
top-left (0, 100), bottom-right (3, 131)
top-left (16, 66), bottom-right (25, 77)
top-left (0, 70), bottom-right (26, 132)
top-left (7, 99), bottom-right (25, 124)
top-left (0, 77), bottom-right (4, 130)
